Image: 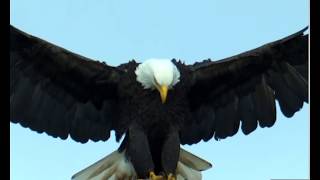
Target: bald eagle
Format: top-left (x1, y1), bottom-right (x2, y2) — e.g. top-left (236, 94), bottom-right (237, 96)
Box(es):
top-left (10, 25), bottom-right (308, 180)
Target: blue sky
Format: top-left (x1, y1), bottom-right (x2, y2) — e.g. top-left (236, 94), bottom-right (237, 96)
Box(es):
top-left (10, 0), bottom-right (309, 180)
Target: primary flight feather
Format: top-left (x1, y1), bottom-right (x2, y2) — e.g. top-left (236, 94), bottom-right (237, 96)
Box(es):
top-left (10, 25), bottom-right (308, 180)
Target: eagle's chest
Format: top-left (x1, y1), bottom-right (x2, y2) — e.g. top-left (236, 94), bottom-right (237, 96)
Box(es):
top-left (126, 87), bottom-right (188, 129)
top-left (133, 90), bottom-right (176, 117)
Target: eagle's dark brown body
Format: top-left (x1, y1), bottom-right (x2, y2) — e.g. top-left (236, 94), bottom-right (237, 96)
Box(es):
top-left (115, 61), bottom-right (193, 176)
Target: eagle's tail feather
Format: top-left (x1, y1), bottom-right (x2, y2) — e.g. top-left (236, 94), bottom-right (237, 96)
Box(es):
top-left (179, 148), bottom-right (212, 171)
top-left (176, 148), bottom-right (212, 180)
top-left (71, 148), bottom-right (212, 180)
top-left (71, 150), bottom-right (136, 180)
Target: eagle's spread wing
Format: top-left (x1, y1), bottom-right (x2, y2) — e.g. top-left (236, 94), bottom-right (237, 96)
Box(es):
top-left (10, 25), bottom-right (123, 143)
top-left (180, 27), bottom-right (308, 145)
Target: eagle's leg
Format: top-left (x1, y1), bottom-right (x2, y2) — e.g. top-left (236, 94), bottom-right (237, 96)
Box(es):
top-left (126, 123), bottom-right (164, 179)
top-left (161, 130), bottom-right (180, 180)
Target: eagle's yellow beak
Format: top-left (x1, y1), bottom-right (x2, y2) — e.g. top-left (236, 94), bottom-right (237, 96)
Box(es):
top-left (157, 85), bottom-right (168, 104)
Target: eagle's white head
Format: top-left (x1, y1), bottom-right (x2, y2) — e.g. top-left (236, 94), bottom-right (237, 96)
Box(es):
top-left (135, 58), bottom-right (181, 103)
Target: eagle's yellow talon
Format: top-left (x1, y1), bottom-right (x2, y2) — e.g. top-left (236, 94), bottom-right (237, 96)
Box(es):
top-left (149, 171), bottom-right (164, 180)
top-left (167, 173), bottom-right (176, 180)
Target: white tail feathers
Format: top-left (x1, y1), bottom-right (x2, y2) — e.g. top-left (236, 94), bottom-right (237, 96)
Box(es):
top-left (178, 148), bottom-right (212, 171)
top-left (71, 150), bottom-right (136, 180)
top-left (176, 148), bottom-right (212, 180)
top-left (71, 148), bottom-right (212, 180)
top-left (176, 162), bottom-right (201, 180)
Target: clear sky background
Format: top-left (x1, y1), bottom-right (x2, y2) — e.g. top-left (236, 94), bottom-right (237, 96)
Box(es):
top-left (10, 0), bottom-right (309, 180)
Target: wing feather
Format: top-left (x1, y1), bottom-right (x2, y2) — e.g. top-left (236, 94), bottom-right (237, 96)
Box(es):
top-left (181, 27), bottom-right (308, 144)
top-left (10, 25), bottom-right (123, 143)
top-left (252, 76), bottom-right (276, 128)
top-left (238, 94), bottom-right (258, 135)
